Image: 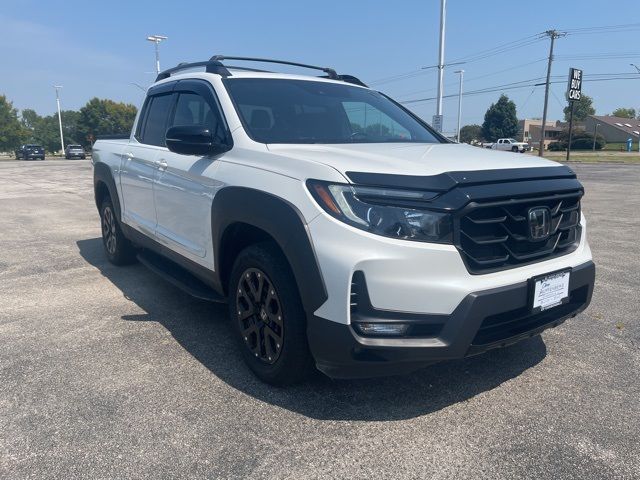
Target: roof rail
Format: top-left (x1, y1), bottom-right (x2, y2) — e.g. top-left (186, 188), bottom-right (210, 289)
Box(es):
top-left (210, 55), bottom-right (338, 79)
top-left (155, 55), bottom-right (368, 87)
top-left (156, 60), bottom-right (231, 81)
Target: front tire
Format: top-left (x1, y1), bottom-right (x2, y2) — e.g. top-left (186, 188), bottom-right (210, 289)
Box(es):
top-left (511, 146), bottom-right (519, 152)
top-left (100, 198), bottom-right (136, 265)
top-left (229, 243), bottom-right (314, 386)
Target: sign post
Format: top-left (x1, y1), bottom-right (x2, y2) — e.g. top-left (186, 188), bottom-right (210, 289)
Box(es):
top-left (566, 68), bottom-right (583, 162)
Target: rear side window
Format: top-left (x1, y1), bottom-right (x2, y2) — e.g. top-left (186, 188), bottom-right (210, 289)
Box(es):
top-left (141, 93), bottom-right (174, 147)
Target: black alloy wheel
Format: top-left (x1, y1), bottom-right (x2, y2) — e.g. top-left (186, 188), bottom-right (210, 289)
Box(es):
top-left (236, 268), bottom-right (284, 364)
top-left (102, 204), bottom-right (117, 256)
top-left (99, 198), bottom-right (136, 265)
top-left (229, 243), bottom-right (314, 385)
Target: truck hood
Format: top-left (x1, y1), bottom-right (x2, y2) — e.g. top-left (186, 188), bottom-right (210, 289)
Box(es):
top-left (266, 142), bottom-right (558, 179)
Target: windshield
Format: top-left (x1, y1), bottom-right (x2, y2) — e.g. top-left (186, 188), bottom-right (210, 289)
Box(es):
top-left (224, 78), bottom-right (442, 144)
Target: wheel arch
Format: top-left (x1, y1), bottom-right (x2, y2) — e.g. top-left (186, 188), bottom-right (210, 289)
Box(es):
top-left (93, 162), bottom-right (122, 220)
top-left (212, 187), bottom-right (327, 316)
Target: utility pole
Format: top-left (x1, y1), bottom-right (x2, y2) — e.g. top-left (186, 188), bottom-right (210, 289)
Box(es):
top-left (147, 35), bottom-right (168, 74)
top-left (53, 85), bottom-right (64, 154)
top-left (435, 0), bottom-right (446, 132)
top-left (538, 30), bottom-right (565, 156)
top-left (592, 123), bottom-right (600, 151)
top-left (454, 69), bottom-right (464, 142)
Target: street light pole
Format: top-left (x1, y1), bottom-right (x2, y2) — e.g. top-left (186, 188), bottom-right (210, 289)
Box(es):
top-left (146, 35), bottom-right (168, 74)
top-left (454, 69), bottom-right (464, 142)
top-left (435, 0), bottom-right (446, 132)
top-left (53, 85), bottom-right (64, 154)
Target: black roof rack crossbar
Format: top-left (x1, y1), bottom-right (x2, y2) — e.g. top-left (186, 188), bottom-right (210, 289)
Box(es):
top-left (155, 55), bottom-right (368, 87)
top-left (209, 55), bottom-right (339, 79)
top-left (156, 60), bottom-right (231, 81)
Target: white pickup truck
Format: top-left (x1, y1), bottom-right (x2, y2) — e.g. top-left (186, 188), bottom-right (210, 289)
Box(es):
top-left (91, 55), bottom-right (594, 385)
top-left (491, 138), bottom-right (529, 153)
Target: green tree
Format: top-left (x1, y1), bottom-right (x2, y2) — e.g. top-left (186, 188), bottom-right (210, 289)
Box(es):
top-left (21, 109), bottom-right (83, 153)
top-left (20, 108), bottom-right (42, 131)
top-left (459, 124), bottom-right (483, 143)
top-left (76, 98), bottom-right (137, 145)
top-left (481, 95), bottom-right (518, 141)
top-left (563, 94), bottom-right (595, 121)
top-left (611, 107), bottom-right (636, 119)
top-left (0, 95), bottom-right (27, 152)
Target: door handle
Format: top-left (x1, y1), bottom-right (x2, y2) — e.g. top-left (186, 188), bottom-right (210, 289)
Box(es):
top-left (157, 160), bottom-right (168, 171)
top-left (124, 152), bottom-right (134, 159)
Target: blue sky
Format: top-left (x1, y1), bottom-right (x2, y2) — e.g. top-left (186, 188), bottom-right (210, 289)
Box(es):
top-left (1, 0), bottom-right (639, 134)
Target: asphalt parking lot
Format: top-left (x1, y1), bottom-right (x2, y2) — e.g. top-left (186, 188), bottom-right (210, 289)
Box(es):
top-left (0, 159), bottom-right (638, 479)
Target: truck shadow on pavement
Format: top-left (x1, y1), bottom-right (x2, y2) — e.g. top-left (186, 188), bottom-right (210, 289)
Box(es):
top-left (78, 237), bottom-right (547, 422)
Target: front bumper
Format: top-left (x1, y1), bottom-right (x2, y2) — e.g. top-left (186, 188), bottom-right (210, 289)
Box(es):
top-left (308, 260), bottom-right (595, 379)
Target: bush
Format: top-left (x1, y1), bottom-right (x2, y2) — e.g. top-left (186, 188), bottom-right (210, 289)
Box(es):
top-left (547, 130), bottom-right (606, 151)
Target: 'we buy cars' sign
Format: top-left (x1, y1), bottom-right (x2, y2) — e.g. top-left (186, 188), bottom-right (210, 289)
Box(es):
top-left (567, 68), bottom-right (583, 102)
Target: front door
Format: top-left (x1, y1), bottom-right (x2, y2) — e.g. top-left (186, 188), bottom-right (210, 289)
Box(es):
top-left (153, 81), bottom-right (229, 268)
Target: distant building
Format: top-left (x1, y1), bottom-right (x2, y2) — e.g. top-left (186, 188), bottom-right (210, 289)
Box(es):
top-left (517, 119), bottom-right (564, 148)
top-left (584, 115), bottom-right (640, 143)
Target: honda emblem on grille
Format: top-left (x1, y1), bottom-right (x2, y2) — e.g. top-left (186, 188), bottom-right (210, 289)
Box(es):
top-left (528, 207), bottom-right (551, 241)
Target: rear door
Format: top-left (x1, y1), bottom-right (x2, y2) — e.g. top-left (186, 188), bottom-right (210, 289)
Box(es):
top-left (153, 79), bottom-right (230, 267)
top-left (120, 83), bottom-right (176, 237)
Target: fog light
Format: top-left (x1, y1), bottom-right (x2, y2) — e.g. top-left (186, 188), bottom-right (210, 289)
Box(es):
top-left (353, 322), bottom-right (409, 337)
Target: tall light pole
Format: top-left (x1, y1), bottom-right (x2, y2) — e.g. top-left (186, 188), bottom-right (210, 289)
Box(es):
top-left (146, 35), bottom-right (168, 74)
top-left (454, 69), bottom-right (464, 142)
top-left (435, 0), bottom-right (446, 132)
top-left (53, 85), bottom-right (64, 153)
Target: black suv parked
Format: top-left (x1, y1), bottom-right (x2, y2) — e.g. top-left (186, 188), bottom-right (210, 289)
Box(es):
top-left (15, 144), bottom-right (45, 160)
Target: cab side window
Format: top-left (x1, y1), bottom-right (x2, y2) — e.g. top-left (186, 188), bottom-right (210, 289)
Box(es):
top-left (170, 92), bottom-right (226, 143)
top-left (140, 93), bottom-right (175, 147)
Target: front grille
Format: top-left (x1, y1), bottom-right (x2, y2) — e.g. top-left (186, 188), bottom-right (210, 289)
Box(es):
top-left (456, 191), bottom-right (582, 273)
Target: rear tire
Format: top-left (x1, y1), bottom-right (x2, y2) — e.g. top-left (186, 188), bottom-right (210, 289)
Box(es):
top-left (229, 243), bottom-right (314, 386)
top-left (99, 198), bottom-right (137, 265)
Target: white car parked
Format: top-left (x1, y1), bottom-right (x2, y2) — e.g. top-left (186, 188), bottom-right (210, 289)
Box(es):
top-left (491, 138), bottom-right (529, 153)
top-left (91, 55), bottom-right (595, 385)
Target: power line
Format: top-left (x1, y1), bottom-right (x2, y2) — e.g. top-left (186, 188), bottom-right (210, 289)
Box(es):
top-left (393, 58), bottom-right (547, 99)
top-left (400, 75), bottom-right (639, 105)
top-left (563, 22), bottom-right (640, 36)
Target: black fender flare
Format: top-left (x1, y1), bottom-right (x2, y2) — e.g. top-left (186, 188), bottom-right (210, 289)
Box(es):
top-left (93, 162), bottom-right (122, 220)
top-left (211, 187), bottom-right (327, 316)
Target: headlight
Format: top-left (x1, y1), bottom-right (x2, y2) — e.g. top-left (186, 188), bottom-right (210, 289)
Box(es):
top-left (307, 180), bottom-right (452, 244)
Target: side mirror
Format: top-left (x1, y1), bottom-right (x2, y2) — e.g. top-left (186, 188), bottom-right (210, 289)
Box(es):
top-left (165, 125), bottom-right (228, 156)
